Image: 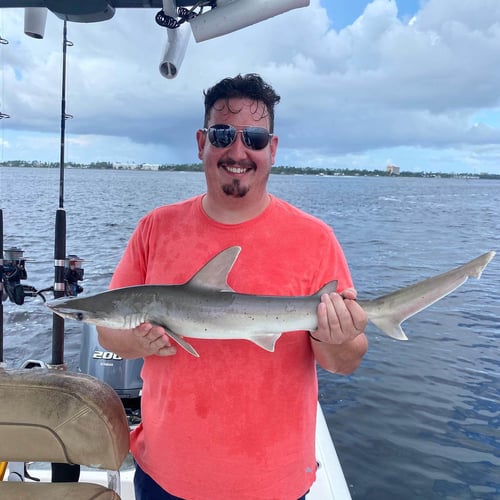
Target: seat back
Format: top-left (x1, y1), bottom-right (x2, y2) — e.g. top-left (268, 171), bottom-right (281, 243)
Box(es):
top-left (0, 367), bottom-right (130, 498)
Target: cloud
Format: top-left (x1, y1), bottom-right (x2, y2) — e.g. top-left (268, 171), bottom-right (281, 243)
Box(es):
top-left (273, 0), bottom-right (500, 152)
top-left (1, 0), bottom-right (500, 173)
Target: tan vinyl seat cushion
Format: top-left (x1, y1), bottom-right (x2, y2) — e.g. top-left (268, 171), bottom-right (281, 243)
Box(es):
top-left (0, 481), bottom-right (121, 499)
top-left (0, 367), bottom-right (130, 499)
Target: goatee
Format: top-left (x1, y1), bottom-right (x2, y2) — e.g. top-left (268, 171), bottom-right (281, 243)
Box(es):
top-left (222, 179), bottom-right (249, 198)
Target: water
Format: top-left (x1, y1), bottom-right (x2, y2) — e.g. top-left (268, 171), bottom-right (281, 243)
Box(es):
top-left (1, 167), bottom-right (499, 499)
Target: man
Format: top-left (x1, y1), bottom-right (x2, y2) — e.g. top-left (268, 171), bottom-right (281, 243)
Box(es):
top-left (98, 73), bottom-right (368, 500)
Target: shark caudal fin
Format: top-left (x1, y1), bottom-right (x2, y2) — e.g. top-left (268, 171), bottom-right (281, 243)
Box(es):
top-left (360, 251), bottom-right (495, 340)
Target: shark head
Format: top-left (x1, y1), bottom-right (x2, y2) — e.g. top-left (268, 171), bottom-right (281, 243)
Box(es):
top-left (46, 296), bottom-right (129, 329)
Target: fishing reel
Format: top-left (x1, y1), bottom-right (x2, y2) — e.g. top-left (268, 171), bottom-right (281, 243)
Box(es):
top-left (64, 254), bottom-right (84, 297)
top-left (1, 247), bottom-right (37, 305)
top-left (1, 248), bottom-right (85, 304)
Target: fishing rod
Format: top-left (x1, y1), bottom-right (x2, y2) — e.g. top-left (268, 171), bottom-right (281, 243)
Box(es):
top-left (51, 19), bottom-right (73, 368)
top-left (50, 19), bottom-right (82, 484)
top-left (1, 35), bottom-right (8, 368)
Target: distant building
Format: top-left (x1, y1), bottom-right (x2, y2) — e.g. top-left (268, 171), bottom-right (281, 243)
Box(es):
top-left (141, 163), bottom-right (160, 171)
top-left (386, 164), bottom-right (400, 176)
top-left (113, 162), bottom-right (135, 170)
top-left (112, 162), bottom-right (160, 171)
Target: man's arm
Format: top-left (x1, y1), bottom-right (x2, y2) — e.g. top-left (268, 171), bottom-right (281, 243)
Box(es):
top-left (310, 288), bottom-right (369, 374)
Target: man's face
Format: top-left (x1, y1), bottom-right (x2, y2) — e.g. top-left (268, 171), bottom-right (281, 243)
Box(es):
top-left (197, 98), bottom-right (278, 203)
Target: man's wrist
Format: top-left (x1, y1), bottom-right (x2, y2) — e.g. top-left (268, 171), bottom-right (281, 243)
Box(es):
top-left (309, 332), bottom-right (323, 342)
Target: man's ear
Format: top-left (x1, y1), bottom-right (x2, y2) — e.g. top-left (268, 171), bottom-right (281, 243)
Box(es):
top-left (196, 129), bottom-right (207, 160)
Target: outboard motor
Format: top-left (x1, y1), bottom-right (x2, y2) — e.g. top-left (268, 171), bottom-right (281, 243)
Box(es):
top-left (79, 324), bottom-right (143, 424)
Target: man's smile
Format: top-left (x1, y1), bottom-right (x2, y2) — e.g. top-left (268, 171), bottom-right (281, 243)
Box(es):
top-left (218, 159), bottom-right (256, 175)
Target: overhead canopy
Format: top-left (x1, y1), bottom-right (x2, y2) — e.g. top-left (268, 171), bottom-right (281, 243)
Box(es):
top-left (1, 1), bottom-right (311, 76)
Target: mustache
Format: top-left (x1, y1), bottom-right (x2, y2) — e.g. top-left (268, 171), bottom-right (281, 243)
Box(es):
top-left (217, 158), bottom-right (256, 170)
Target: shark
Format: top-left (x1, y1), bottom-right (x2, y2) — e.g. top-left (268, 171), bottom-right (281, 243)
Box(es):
top-left (46, 247), bottom-right (495, 357)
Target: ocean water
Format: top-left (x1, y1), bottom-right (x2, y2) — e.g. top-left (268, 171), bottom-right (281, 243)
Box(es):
top-left (1, 167), bottom-right (499, 499)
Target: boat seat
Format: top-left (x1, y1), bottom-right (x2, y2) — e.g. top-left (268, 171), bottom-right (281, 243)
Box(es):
top-left (0, 482), bottom-right (121, 499)
top-left (0, 367), bottom-right (130, 499)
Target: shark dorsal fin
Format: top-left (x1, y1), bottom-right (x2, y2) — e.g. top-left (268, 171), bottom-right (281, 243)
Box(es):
top-left (186, 246), bottom-right (241, 291)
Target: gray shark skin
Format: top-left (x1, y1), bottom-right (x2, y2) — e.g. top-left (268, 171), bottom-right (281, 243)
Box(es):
top-left (46, 247), bottom-right (495, 357)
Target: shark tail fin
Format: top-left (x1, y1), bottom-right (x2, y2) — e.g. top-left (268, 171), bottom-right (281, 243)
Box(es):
top-left (361, 251), bottom-right (495, 341)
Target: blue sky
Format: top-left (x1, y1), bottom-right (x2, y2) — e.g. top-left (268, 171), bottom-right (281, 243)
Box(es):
top-left (1, 0), bottom-right (500, 174)
top-left (327, 0), bottom-right (421, 29)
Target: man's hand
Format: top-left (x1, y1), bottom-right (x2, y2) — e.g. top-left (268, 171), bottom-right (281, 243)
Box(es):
top-left (133, 323), bottom-right (177, 357)
top-left (310, 288), bottom-right (369, 374)
top-left (97, 323), bottom-right (177, 359)
top-left (312, 288), bottom-right (368, 344)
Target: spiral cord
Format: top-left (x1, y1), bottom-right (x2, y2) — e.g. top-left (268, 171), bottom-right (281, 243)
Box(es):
top-left (155, 1), bottom-right (217, 29)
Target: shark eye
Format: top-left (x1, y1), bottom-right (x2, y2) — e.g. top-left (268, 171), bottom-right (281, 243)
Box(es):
top-left (76, 312), bottom-right (85, 321)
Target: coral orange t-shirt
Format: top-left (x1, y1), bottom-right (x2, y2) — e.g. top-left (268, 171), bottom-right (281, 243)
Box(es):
top-left (110, 194), bottom-right (353, 500)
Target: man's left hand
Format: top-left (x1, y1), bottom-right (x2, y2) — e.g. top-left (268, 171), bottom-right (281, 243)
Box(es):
top-left (313, 288), bottom-right (368, 344)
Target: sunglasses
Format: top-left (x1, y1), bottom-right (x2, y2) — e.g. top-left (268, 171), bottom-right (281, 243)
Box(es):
top-left (203, 124), bottom-right (272, 151)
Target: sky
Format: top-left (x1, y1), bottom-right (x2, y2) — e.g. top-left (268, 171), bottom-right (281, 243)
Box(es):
top-left (1, 0), bottom-right (500, 174)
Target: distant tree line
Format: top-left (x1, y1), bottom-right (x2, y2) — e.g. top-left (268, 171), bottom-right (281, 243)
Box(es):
top-left (2, 160), bottom-right (499, 179)
top-left (158, 164), bottom-right (203, 172)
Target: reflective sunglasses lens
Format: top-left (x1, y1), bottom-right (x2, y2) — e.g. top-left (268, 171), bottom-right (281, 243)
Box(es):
top-left (207, 125), bottom-right (271, 150)
top-left (208, 125), bottom-right (236, 148)
top-left (242, 127), bottom-right (271, 150)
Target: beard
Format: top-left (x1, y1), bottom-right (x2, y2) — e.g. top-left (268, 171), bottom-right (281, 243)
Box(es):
top-left (222, 179), bottom-right (249, 198)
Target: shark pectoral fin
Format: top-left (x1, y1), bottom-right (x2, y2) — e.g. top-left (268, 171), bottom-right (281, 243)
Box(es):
top-left (163, 329), bottom-right (200, 357)
top-left (248, 334), bottom-right (282, 352)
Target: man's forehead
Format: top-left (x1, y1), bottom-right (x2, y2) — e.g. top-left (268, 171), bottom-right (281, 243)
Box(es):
top-left (210, 98), bottom-right (269, 120)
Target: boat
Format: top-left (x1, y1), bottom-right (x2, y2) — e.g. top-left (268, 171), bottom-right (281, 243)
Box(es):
top-left (0, 365), bottom-right (351, 499)
top-left (0, 325), bottom-right (351, 499)
top-left (0, 2), bottom-right (352, 498)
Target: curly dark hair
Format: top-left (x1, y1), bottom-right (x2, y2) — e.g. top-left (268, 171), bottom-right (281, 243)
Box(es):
top-left (203, 74), bottom-right (281, 132)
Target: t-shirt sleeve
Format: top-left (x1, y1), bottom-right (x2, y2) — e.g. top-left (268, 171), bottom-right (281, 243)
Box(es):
top-left (109, 213), bottom-right (151, 289)
top-left (319, 226), bottom-right (354, 294)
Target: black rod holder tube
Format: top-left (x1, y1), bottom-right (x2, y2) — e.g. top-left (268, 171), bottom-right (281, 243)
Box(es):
top-left (51, 208), bottom-right (66, 366)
